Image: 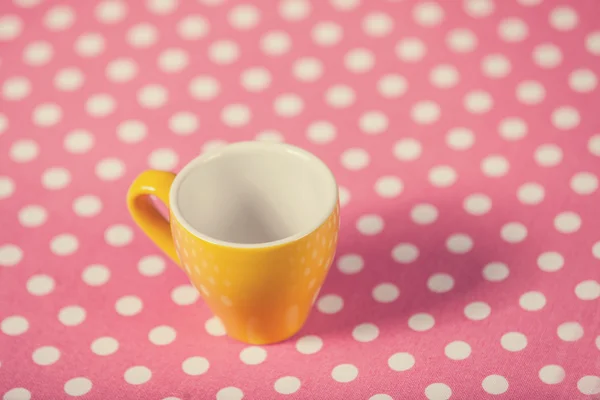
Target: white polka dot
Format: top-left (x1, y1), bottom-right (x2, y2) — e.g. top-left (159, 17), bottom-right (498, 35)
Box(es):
top-left (395, 37), bottom-right (426, 62)
top-left (570, 172), bottom-right (598, 195)
top-left (10, 139), bottom-right (39, 163)
top-left (148, 148), bottom-right (179, 170)
top-left (596, 335), bottom-right (600, 350)
top-left (481, 53), bottom-right (511, 78)
top-left (182, 357), bottom-right (210, 376)
top-left (0, 15), bottom-right (23, 42)
top-left (392, 243), bottom-right (420, 263)
top-left (14, 0), bottom-right (42, 7)
top-left (377, 74), bottom-right (407, 98)
top-left (44, 6), bottom-right (74, 31)
top-left (534, 144), bottom-right (563, 167)
top-left (240, 67), bottom-right (271, 92)
top-left (557, 321), bottom-right (584, 342)
top-left (86, 94), bottom-right (115, 117)
top-left (446, 234), bottom-right (473, 254)
top-left (158, 48), bottom-right (189, 73)
top-left (464, 0), bottom-right (494, 18)
top-left (554, 211), bottom-right (581, 234)
top-left (124, 366), bottom-right (152, 385)
top-left (411, 101), bottom-right (440, 124)
top-left (445, 127), bottom-right (474, 150)
top-left (58, 305), bottom-right (86, 326)
top-left (464, 301), bottom-right (491, 320)
top-left (569, 68), bottom-right (598, 93)
top-left (331, 364), bottom-right (358, 383)
top-left (75, 33), bottom-right (105, 57)
top-left (221, 104), bottom-right (251, 127)
top-left (64, 377), bottom-right (92, 396)
top-left (208, 40), bottom-right (239, 65)
top-left (372, 283), bottom-right (400, 303)
top-left (274, 93), bottom-right (304, 117)
top-left (95, 0), bottom-right (127, 23)
top-left (325, 85), bottom-right (355, 108)
top-left (549, 6), bottom-right (578, 31)
top-left (446, 28), bottom-right (477, 53)
top-left (593, 242), bottom-right (600, 259)
top-left (127, 23), bottom-right (158, 48)
top-left (464, 90), bottom-right (493, 114)
top-left (216, 387), bottom-right (244, 400)
top-left (519, 291), bottom-right (546, 311)
top-left (115, 295), bottom-right (143, 316)
top-left (575, 280), bottom-right (600, 301)
top-left (64, 131), bottom-right (94, 157)
top-left (18, 205), bottom-right (47, 228)
top-left (104, 224), bottom-right (133, 247)
top-left (279, 0), bottom-right (311, 21)
top-left (317, 294), bottom-right (343, 314)
top-left (481, 155), bottom-right (509, 177)
top-left (337, 254), bottom-right (363, 274)
top-left (274, 376), bottom-right (301, 395)
top-left (393, 138), bottom-right (422, 161)
top-left (23, 40), bottom-right (53, 66)
top-left (256, 130), bottom-right (284, 143)
top-left (1, 315), bottom-right (29, 336)
top-left (41, 167), bottom-right (71, 190)
top-left (498, 117), bottom-right (527, 141)
top-left (296, 335), bottom-right (323, 355)
top-left (589, 135), bottom-right (600, 157)
top-left (498, 18), bottom-right (528, 42)
top-left (483, 262), bottom-right (509, 282)
top-left (501, 332), bottom-right (527, 352)
top-left (91, 336), bottom-right (119, 356)
top-left (95, 158), bottom-right (125, 181)
top-left (357, 214), bottom-right (384, 235)
top-left (533, 43), bottom-right (562, 69)
top-left (352, 323), bottom-right (379, 343)
top-left (189, 75), bottom-right (220, 100)
top-left (147, 0), bottom-right (177, 14)
top-left (362, 12), bottom-right (393, 37)
top-left (463, 193), bottom-right (492, 215)
top-left (54, 68), bottom-right (85, 92)
top-left (425, 383), bottom-right (453, 400)
top-left (427, 273), bottom-right (454, 293)
top-left (330, 0), bottom-right (359, 11)
top-left (228, 4), bottom-right (260, 30)
top-left (429, 165), bottom-right (457, 188)
top-left (517, 182), bottom-right (544, 205)
top-left (430, 64), bottom-right (459, 89)
top-left (0, 114), bottom-right (7, 135)
top-left (105, 58), bottom-right (138, 84)
top-left (81, 264), bottom-right (110, 287)
top-left (239, 346), bottom-right (267, 365)
top-left (341, 148), bottom-right (370, 170)
top-left (33, 103), bottom-right (62, 127)
top-left (171, 284), bottom-right (199, 305)
top-left (408, 313), bottom-right (435, 331)
top-left (292, 57), bottom-right (323, 82)
top-left (375, 176), bottom-right (403, 198)
top-left (586, 31), bottom-right (600, 56)
top-left (0, 176), bottom-right (15, 201)
top-left (388, 352), bottom-right (415, 372)
top-left (50, 233), bottom-right (78, 256)
top-left (168, 112), bottom-right (198, 136)
top-left (410, 204), bottom-right (438, 225)
top-left (517, 0), bottom-right (542, 5)
top-left (482, 375), bottom-right (508, 395)
top-left (148, 325), bottom-right (176, 346)
top-left (413, 1), bottom-right (444, 27)
top-left (443, 340), bottom-right (471, 361)
top-left (26, 274), bottom-right (55, 296)
top-left (205, 316), bottom-right (226, 336)
top-left (578, 376), bottom-right (600, 395)
top-left (344, 48), bottom-right (375, 73)
top-left (177, 15), bottom-right (209, 40)
top-left (32, 346), bottom-right (60, 366)
top-left (516, 80), bottom-right (546, 105)
top-left (138, 84), bottom-right (168, 109)
top-left (260, 31), bottom-right (291, 56)
top-left (136, 256), bottom-right (164, 278)
top-left (311, 21), bottom-right (342, 47)
top-left (551, 106), bottom-right (580, 130)
top-left (2, 76), bottom-right (31, 101)
top-left (500, 222), bottom-right (527, 243)
top-left (339, 186), bottom-right (351, 207)
top-left (537, 251), bottom-right (564, 272)
top-left (202, 140), bottom-right (228, 153)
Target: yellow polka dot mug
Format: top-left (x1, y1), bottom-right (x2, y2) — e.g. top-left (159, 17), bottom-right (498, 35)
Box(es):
top-left (127, 142), bottom-right (340, 345)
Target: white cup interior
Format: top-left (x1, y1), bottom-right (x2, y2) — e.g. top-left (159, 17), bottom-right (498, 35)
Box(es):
top-left (170, 142), bottom-right (338, 248)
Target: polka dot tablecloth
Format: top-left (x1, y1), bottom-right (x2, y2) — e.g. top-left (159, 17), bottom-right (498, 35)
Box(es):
top-left (1, 0), bottom-right (599, 398)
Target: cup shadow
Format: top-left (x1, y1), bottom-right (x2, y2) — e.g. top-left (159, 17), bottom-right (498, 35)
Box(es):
top-left (298, 197), bottom-right (536, 339)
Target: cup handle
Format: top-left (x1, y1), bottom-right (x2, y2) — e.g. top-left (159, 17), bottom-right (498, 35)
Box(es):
top-left (126, 170), bottom-right (180, 265)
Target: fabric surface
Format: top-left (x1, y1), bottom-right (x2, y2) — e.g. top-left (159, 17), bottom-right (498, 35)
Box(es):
top-left (1, 0), bottom-right (600, 399)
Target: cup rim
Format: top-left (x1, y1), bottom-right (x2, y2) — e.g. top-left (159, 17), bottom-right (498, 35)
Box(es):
top-left (169, 141), bottom-right (339, 249)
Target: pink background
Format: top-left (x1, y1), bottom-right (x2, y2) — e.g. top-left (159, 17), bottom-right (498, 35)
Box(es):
top-left (1, 0), bottom-right (599, 399)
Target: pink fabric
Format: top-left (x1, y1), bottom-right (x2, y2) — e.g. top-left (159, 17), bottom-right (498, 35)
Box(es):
top-left (1, 0), bottom-right (599, 398)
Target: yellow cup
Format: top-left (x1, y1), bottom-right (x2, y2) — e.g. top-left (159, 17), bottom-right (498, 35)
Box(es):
top-left (127, 142), bottom-right (339, 344)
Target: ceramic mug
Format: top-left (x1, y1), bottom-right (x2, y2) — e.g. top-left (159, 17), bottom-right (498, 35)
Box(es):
top-left (127, 141), bottom-right (340, 344)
